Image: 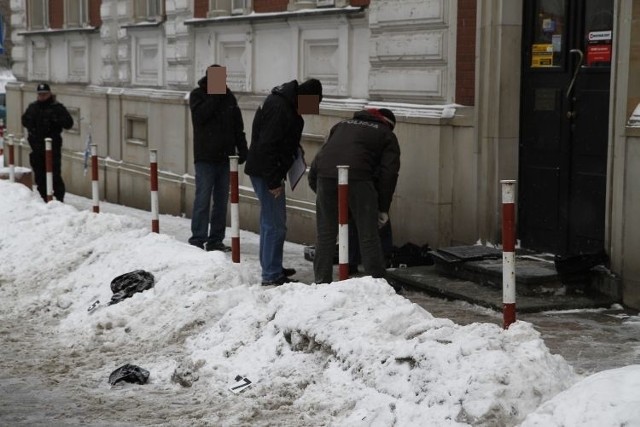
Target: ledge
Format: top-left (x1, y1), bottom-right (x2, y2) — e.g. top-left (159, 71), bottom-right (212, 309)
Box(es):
top-left (121, 19), bottom-right (166, 30)
top-left (626, 127), bottom-right (640, 137)
top-left (18, 27), bottom-right (99, 36)
top-left (184, 6), bottom-right (365, 26)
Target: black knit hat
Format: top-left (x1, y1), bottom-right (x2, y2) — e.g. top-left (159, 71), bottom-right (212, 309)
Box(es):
top-left (378, 108), bottom-right (396, 130)
top-left (298, 78), bottom-right (323, 102)
top-left (37, 83), bottom-right (51, 93)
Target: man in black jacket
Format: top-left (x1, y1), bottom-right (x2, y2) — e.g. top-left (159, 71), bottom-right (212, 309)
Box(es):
top-left (308, 108), bottom-right (400, 284)
top-left (21, 83), bottom-right (74, 202)
top-left (188, 66), bottom-right (248, 251)
top-left (245, 78), bottom-right (322, 285)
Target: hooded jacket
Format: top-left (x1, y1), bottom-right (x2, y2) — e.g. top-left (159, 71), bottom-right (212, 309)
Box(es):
top-left (308, 110), bottom-right (400, 213)
top-left (21, 95), bottom-right (74, 149)
top-left (244, 80), bottom-right (305, 189)
top-left (189, 76), bottom-right (248, 163)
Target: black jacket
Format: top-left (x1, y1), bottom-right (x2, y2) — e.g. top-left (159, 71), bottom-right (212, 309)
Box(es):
top-left (21, 96), bottom-right (74, 149)
top-left (190, 77), bottom-right (248, 164)
top-left (244, 80), bottom-right (304, 189)
top-left (308, 110), bottom-right (400, 213)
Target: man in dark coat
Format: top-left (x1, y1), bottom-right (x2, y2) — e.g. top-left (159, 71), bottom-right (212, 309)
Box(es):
top-left (308, 108), bottom-right (400, 284)
top-left (21, 83), bottom-right (74, 202)
top-left (188, 66), bottom-right (248, 251)
top-left (245, 78), bottom-right (322, 285)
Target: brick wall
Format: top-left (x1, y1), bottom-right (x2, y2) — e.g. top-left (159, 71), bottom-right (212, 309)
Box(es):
top-left (89, 0), bottom-right (102, 27)
top-left (194, 0), bottom-right (208, 18)
top-left (49, 0), bottom-right (64, 29)
top-left (253, 0), bottom-right (289, 13)
top-left (455, 0), bottom-right (476, 106)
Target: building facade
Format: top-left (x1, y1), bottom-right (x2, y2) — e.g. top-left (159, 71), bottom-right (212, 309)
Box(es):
top-left (4, 0), bottom-right (640, 309)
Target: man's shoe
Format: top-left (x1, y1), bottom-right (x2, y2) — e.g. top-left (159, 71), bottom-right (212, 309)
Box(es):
top-left (206, 242), bottom-right (231, 252)
top-left (261, 276), bottom-right (298, 286)
top-left (282, 267), bottom-right (297, 277)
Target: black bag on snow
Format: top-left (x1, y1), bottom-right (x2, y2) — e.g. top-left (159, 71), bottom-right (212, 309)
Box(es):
top-left (109, 364), bottom-right (150, 386)
top-left (109, 270), bottom-right (155, 305)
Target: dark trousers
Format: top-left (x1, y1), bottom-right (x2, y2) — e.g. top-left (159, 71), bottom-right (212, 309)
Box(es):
top-left (314, 178), bottom-right (386, 284)
top-left (30, 146), bottom-right (65, 202)
top-left (189, 161), bottom-right (230, 248)
top-left (349, 219), bottom-right (393, 272)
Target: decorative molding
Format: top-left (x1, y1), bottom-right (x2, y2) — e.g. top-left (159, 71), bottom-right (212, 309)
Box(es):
top-left (302, 38), bottom-right (339, 94)
top-left (67, 40), bottom-right (89, 83)
top-left (131, 31), bottom-right (165, 86)
top-left (30, 39), bottom-right (50, 81)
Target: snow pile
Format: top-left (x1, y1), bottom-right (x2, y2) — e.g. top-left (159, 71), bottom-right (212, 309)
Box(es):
top-left (520, 365), bottom-right (640, 426)
top-left (1, 180), bottom-right (639, 426)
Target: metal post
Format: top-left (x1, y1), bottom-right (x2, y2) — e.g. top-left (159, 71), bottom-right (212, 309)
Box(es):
top-left (150, 150), bottom-right (159, 233)
top-left (0, 118), bottom-right (4, 156)
top-left (337, 165), bottom-right (350, 281)
top-left (45, 138), bottom-right (53, 202)
top-left (91, 144), bottom-right (99, 213)
top-left (7, 134), bottom-right (15, 183)
top-left (501, 179), bottom-right (517, 329)
top-left (229, 155), bottom-right (240, 263)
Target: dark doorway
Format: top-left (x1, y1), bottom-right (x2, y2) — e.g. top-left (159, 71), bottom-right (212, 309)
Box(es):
top-left (519, 0), bottom-right (612, 255)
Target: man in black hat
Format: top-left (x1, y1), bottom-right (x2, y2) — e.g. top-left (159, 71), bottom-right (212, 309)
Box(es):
top-left (245, 78), bottom-right (323, 286)
top-left (308, 108), bottom-right (400, 284)
top-left (21, 83), bottom-right (74, 202)
top-left (188, 65), bottom-right (248, 252)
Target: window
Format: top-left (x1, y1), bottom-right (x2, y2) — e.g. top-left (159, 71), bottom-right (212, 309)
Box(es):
top-left (231, 0), bottom-right (251, 15)
top-left (134, 0), bottom-right (165, 22)
top-left (66, 107), bottom-right (81, 134)
top-left (65, 0), bottom-right (89, 28)
top-left (126, 115), bottom-right (148, 146)
top-left (289, 0), bottom-right (345, 10)
top-left (28, 0), bottom-right (49, 30)
top-left (208, 0), bottom-right (250, 16)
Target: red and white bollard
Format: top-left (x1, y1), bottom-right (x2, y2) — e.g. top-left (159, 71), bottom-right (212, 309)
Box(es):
top-left (229, 155), bottom-right (240, 263)
top-left (337, 165), bottom-right (350, 281)
top-left (149, 150), bottom-right (159, 233)
top-left (45, 137), bottom-right (53, 202)
top-left (91, 144), bottom-right (99, 213)
top-left (0, 118), bottom-right (5, 156)
top-left (7, 134), bottom-right (15, 182)
top-left (501, 179), bottom-right (517, 329)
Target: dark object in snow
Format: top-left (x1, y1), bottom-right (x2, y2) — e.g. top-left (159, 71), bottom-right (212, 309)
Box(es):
top-left (109, 364), bottom-right (150, 386)
top-left (109, 270), bottom-right (155, 305)
top-left (87, 299), bottom-right (100, 312)
top-left (388, 243), bottom-right (434, 268)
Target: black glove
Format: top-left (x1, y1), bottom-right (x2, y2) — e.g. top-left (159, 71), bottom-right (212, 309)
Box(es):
top-left (238, 147), bottom-right (248, 165)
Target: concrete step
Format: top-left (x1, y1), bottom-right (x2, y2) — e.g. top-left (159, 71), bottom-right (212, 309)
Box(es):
top-left (387, 266), bottom-right (618, 313)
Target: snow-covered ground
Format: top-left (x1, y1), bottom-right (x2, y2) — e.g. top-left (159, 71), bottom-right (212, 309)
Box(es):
top-left (1, 179), bottom-right (639, 426)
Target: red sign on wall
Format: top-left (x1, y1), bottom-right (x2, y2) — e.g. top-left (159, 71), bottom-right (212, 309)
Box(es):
top-left (586, 44), bottom-right (612, 66)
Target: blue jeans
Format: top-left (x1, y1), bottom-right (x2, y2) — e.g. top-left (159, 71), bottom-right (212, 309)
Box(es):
top-left (250, 175), bottom-right (287, 282)
top-left (189, 161), bottom-right (230, 248)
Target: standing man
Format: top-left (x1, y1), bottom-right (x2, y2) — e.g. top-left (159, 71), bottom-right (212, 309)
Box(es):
top-left (245, 78), bottom-right (323, 286)
top-left (188, 65), bottom-right (248, 252)
top-left (308, 108), bottom-right (400, 284)
top-left (21, 83), bottom-right (74, 202)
